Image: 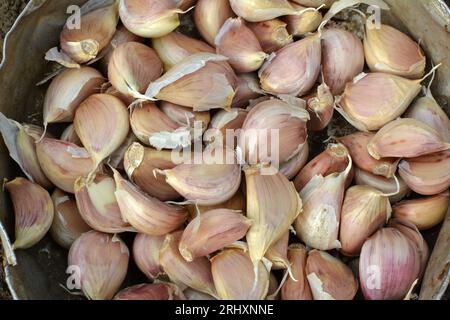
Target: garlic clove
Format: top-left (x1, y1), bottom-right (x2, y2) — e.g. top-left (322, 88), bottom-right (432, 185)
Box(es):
top-left (336, 73), bottom-right (422, 131)
top-left (215, 17), bottom-right (268, 73)
top-left (291, 0), bottom-right (335, 8)
top-left (36, 138), bottom-right (95, 193)
top-left (338, 132), bottom-right (399, 178)
top-left (184, 288), bottom-right (216, 300)
top-left (367, 118), bottom-right (450, 160)
top-left (194, 0), bottom-right (235, 46)
top-left (68, 231), bottom-right (129, 300)
top-left (265, 231), bottom-right (289, 270)
top-left (305, 83), bottom-right (335, 131)
top-left (153, 32), bottom-right (215, 71)
top-left (133, 233), bottom-right (165, 280)
top-left (398, 150), bottom-right (450, 196)
top-left (211, 248), bottom-right (269, 300)
top-left (123, 142), bottom-right (181, 201)
top-left (112, 168), bottom-right (187, 235)
top-left (281, 244), bottom-right (312, 300)
top-left (114, 283), bottom-right (185, 300)
top-left (5, 177), bottom-right (54, 249)
top-left (108, 130), bottom-right (139, 170)
top-left (119, 0), bottom-right (183, 38)
top-left (247, 19), bottom-right (293, 54)
top-left (74, 94), bottom-right (130, 172)
top-left (393, 192), bottom-right (449, 230)
top-left (108, 42), bottom-right (163, 99)
top-left (43, 67), bottom-right (104, 126)
top-left (284, 4), bottom-right (322, 37)
top-left (306, 250), bottom-right (358, 300)
top-left (60, 124), bottom-right (82, 146)
top-left (354, 168), bottom-right (410, 204)
top-left (50, 189), bottom-right (91, 249)
top-left (175, 0), bottom-right (197, 10)
top-left (259, 34), bottom-right (321, 96)
top-left (74, 173), bottom-right (133, 233)
top-left (103, 84), bottom-right (136, 107)
top-left (279, 143), bottom-right (309, 180)
top-left (339, 185), bottom-right (392, 256)
top-left (229, 0), bottom-right (300, 22)
top-left (160, 231), bottom-right (217, 297)
top-left (321, 28), bottom-right (364, 95)
top-left (364, 23), bottom-right (426, 79)
top-left (231, 73), bottom-right (264, 108)
top-left (160, 101), bottom-right (211, 133)
top-left (179, 209), bottom-right (251, 261)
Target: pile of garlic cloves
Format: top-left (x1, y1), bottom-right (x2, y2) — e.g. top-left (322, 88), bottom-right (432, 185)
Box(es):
top-left (1, 0), bottom-right (449, 301)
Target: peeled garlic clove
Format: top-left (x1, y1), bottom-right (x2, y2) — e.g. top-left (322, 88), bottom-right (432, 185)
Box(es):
top-left (336, 73), bottom-right (422, 131)
top-left (160, 101), bottom-right (211, 133)
top-left (294, 143), bottom-right (349, 191)
top-left (123, 142), bottom-right (180, 201)
top-left (265, 231), bottom-right (289, 270)
top-left (50, 189), bottom-right (91, 249)
top-left (295, 155), bottom-right (352, 250)
top-left (393, 192), bottom-right (450, 230)
top-left (280, 143), bottom-right (309, 180)
top-left (259, 35), bottom-right (321, 96)
top-left (36, 138), bottom-right (95, 193)
top-left (5, 178), bottom-right (54, 249)
top-left (291, 0), bottom-right (335, 8)
top-left (238, 98), bottom-right (309, 165)
top-left (306, 250), bottom-right (358, 300)
top-left (211, 248), bottom-right (269, 300)
top-left (114, 283), bottom-right (185, 300)
top-left (68, 231), bottom-right (129, 300)
top-left (113, 168), bottom-right (187, 235)
top-left (321, 28), bottom-right (365, 95)
top-left (359, 227), bottom-right (421, 300)
top-left (194, 0), bottom-right (235, 46)
top-left (354, 168), bottom-right (410, 204)
top-left (281, 244), bottom-right (312, 300)
top-left (74, 173), bottom-right (133, 233)
top-left (305, 83), bottom-right (334, 131)
top-left (364, 23), bottom-right (426, 79)
top-left (108, 42), bottom-right (163, 99)
top-left (340, 185), bottom-right (392, 256)
top-left (60, 124), bottom-right (82, 146)
top-left (160, 231), bottom-right (217, 297)
top-left (231, 74), bottom-right (264, 108)
top-left (247, 19), bottom-right (293, 54)
top-left (338, 132), bottom-right (399, 178)
top-left (119, 0), bottom-right (183, 38)
top-left (43, 67), bottom-right (104, 126)
top-left (179, 209), bottom-right (251, 261)
top-left (398, 150), bottom-right (450, 196)
top-left (215, 17), bottom-right (268, 73)
top-left (184, 288), bottom-right (216, 300)
top-left (60, 1), bottom-right (119, 63)
top-left (367, 118), bottom-right (450, 160)
top-left (245, 167), bottom-right (302, 266)
top-left (229, 0), bottom-right (300, 22)
top-left (74, 94), bottom-right (130, 171)
top-left (203, 108), bottom-right (249, 148)
top-left (284, 4), bottom-right (322, 36)
top-left (153, 32), bottom-right (215, 71)
top-left (133, 233), bottom-right (165, 280)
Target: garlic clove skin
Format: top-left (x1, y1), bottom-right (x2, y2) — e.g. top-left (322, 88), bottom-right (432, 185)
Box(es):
top-left (284, 4), bottom-right (322, 37)
top-left (215, 17), bottom-right (268, 73)
top-left (123, 142), bottom-right (181, 201)
top-left (60, 124), bottom-right (82, 146)
top-left (321, 28), bottom-right (365, 95)
top-left (338, 132), bottom-right (399, 178)
top-left (279, 143), bottom-right (309, 180)
top-left (393, 192), bottom-right (449, 230)
top-left (247, 19), bottom-right (293, 54)
top-left (160, 231), bottom-right (217, 297)
top-left (179, 209), bottom-right (251, 262)
top-left (68, 231), bottom-right (129, 300)
top-left (160, 101), bottom-right (211, 133)
top-left (305, 83), bottom-right (335, 132)
top-left (5, 177), bottom-right (54, 249)
top-left (113, 168), bottom-right (187, 235)
top-left (291, 0), bottom-right (335, 8)
top-left (50, 189), bottom-right (91, 249)
top-left (281, 244), bottom-right (312, 300)
top-left (259, 35), bottom-right (321, 96)
top-left (194, 0), bottom-right (235, 46)
top-left (306, 250), bottom-right (358, 300)
top-left (339, 185), bottom-right (392, 256)
top-left (364, 23), bottom-right (426, 79)
top-left (36, 138), bottom-right (95, 193)
top-left (175, 0), bottom-right (197, 10)
top-left (119, 0), bottom-right (183, 38)
top-left (74, 173), bottom-right (134, 233)
top-left (74, 94), bottom-right (130, 171)
top-left (108, 130), bottom-right (139, 170)
top-left (367, 118), bottom-right (450, 160)
top-left (231, 73), bottom-right (263, 108)
top-left (398, 150), bottom-right (450, 196)
top-left (133, 233), bottom-right (165, 280)
top-left (43, 67), bottom-right (104, 126)
top-left (229, 0), bottom-right (298, 22)
top-left (359, 227), bottom-right (421, 300)
top-left (184, 288), bottom-right (216, 300)
top-left (211, 248), bottom-right (269, 300)
top-left (108, 42), bottom-right (163, 99)
top-left (103, 84), bottom-right (136, 107)
top-left (267, 273), bottom-right (280, 300)
top-left (114, 283), bottom-right (185, 300)
top-left (265, 231), bottom-right (289, 270)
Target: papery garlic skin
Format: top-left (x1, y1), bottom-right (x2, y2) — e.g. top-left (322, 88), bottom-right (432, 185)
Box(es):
top-left (305, 83), bottom-right (335, 131)
top-left (114, 283), bottom-right (185, 300)
top-left (291, 0), bottom-right (335, 8)
top-left (68, 231), bottom-right (129, 300)
top-left (5, 178), bottom-right (54, 249)
top-left (284, 4), bottom-right (322, 37)
top-left (248, 19), bottom-right (293, 54)
top-left (281, 244), bottom-right (312, 300)
top-left (133, 233), bottom-right (165, 280)
top-left (265, 231), bottom-right (289, 270)
top-left (184, 289), bottom-right (216, 300)
top-left (161, 102), bottom-right (211, 132)
top-left (229, 0), bottom-right (298, 22)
